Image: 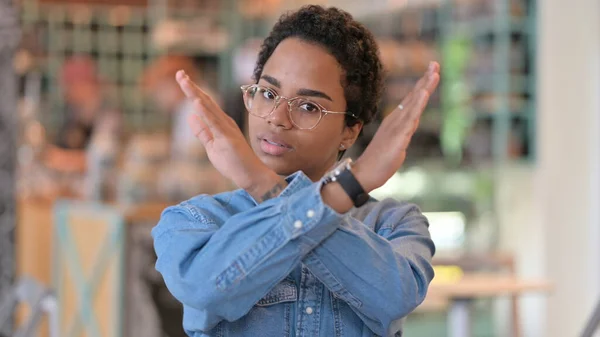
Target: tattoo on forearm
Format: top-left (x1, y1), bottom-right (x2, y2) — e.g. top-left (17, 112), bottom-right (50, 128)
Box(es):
top-left (259, 180), bottom-right (287, 202)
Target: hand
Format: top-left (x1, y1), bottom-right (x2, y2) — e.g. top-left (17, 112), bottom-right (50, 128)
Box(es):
top-left (353, 62), bottom-right (440, 192)
top-left (175, 70), bottom-right (278, 194)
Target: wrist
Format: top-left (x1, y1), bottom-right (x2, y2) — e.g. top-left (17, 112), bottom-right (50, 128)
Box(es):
top-left (320, 158), bottom-right (370, 213)
top-left (351, 159), bottom-right (374, 193)
top-left (245, 168), bottom-right (287, 203)
top-left (321, 182), bottom-right (354, 214)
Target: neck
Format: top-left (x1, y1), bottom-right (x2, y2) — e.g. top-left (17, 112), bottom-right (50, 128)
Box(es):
top-left (306, 158), bottom-right (340, 182)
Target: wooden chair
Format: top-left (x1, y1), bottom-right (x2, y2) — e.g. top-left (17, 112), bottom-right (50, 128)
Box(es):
top-left (0, 277), bottom-right (58, 337)
top-left (53, 200), bottom-right (125, 337)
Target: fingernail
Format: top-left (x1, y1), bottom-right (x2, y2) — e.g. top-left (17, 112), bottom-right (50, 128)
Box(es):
top-left (428, 62), bottom-right (434, 71)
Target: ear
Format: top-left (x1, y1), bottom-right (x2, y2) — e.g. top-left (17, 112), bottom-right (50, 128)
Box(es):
top-left (340, 122), bottom-right (363, 150)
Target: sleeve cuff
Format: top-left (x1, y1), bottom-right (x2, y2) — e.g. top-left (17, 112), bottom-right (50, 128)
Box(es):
top-left (283, 175), bottom-right (345, 241)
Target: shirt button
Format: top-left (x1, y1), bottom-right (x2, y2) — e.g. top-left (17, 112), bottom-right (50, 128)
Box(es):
top-left (305, 307), bottom-right (313, 315)
top-left (294, 220), bottom-right (303, 229)
top-left (306, 209), bottom-right (315, 218)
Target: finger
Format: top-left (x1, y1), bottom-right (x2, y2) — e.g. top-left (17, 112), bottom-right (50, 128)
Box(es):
top-left (412, 66), bottom-right (431, 92)
top-left (414, 61), bottom-right (440, 90)
top-left (410, 89), bottom-right (431, 122)
top-left (396, 73), bottom-right (431, 114)
top-left (176, 70), bottom-right (207, 99)
top-left (175, 70), bottom-right (223, 130)
top-left (395, 89), bottom-right (429, 127)
top-left (411, 61), bottom-right (441, 95)
top-left (383, 99), bottom-right (411, 124)
top-left (191, 98), bottom-right (221, 132)
top-left (188, 113), bottom-right (214, 145)
top-left (176, 70), bottom-right (227, 122)
top-left (416, 68), bottom-right (440, 96)
top-left (387, 63), bottom-right (438, 121)
top-left (399, 115), bottom-right (423, 152)
top-left (428, 61), bottom-right (440, 74)
top-left (410, 117), bottom-right (421, 134)
top-left (393, 62), bottom-right (437, 111)
top-left (424, 72), bottom-right (440, 95)
top-left (176, 70), bottom-right (221, 107)
top-left (176, 70), bottom-right (198, 98)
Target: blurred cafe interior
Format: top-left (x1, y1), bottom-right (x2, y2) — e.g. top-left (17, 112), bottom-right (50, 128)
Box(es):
top-left (0, 0), bottom-right (598, 336)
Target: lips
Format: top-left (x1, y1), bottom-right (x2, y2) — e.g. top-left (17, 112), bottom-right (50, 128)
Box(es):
top-left (258, 134), bottom-right (293, 156)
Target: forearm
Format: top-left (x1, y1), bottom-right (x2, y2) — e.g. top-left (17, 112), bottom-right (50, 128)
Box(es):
top-left (154, 174), bottom-right (346, 323)
top-left (320, 159), bottom-right (374, 214)
top-left (301, 203), bottom-right (435, 335)
top-left (154, 205), bottom-right (312, 323)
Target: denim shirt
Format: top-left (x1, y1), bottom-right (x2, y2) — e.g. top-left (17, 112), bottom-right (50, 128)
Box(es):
top-left (152, 171), bottom-right (436, 337)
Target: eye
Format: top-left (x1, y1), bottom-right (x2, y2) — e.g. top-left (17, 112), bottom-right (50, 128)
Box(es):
top-left (298, 102), bottom-right (320, 114)
top-left (258, 87), bottom-right (276, 100)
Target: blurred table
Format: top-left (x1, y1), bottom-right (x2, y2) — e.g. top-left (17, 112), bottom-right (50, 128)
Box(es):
top-left (427, 274), bottom-right (553, 337)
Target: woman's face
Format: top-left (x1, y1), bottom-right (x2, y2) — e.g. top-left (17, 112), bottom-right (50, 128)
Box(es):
top-left (248, 37), bottom-right (361, 181)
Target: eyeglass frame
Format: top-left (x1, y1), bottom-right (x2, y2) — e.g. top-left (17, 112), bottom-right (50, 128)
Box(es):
top-left (240, 84), bottom-right (359, 130)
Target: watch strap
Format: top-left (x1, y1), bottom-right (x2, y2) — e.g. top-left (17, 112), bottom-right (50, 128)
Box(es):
top-left (335, 168), bottom-right (369, 208)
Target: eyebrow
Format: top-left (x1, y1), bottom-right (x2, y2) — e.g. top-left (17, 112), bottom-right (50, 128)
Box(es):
top-left (296, 88), bottom-right (333, 101)
top-left (260, 74), bottom-right (333, 102)
top-left (261, 74), bottom-right (281, 88)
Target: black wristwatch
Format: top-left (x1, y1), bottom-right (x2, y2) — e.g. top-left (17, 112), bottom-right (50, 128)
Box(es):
top-left (323, 158), bottom-right (370, 208)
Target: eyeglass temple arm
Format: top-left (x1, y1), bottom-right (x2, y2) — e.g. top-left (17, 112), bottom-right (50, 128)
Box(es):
top-left (324, 110), bottom-right (359, 119)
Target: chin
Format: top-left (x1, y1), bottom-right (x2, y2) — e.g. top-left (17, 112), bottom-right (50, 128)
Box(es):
top-left (260, 155), bottom-right (298, 177)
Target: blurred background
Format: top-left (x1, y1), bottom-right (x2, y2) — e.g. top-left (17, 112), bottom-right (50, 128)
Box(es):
top-left (0, 0), bottom-right (598, 336)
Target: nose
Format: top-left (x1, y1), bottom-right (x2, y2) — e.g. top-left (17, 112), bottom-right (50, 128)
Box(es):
top-left (267, 98), bottom-right (293, 129)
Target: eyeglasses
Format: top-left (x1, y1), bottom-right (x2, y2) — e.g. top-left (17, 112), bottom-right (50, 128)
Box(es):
top-left (240, 84), bottom-right (358, 130)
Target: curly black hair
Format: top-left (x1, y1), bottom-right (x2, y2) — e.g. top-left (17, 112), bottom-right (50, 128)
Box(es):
top-left (253, 5), bottom-right (384, 127)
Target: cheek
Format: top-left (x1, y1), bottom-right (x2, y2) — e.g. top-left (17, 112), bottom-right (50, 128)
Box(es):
top-left (296, 126), bottom-right (341, 157)
top-left (247, 115), bottom-right (261, 140)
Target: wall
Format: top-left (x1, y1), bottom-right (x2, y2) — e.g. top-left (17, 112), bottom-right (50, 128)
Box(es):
top-left (499, 0), bottom-right (600, 335)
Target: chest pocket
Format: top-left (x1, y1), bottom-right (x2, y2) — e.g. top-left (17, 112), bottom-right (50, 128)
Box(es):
top-left (216, 277), bottom-right (297, 337)
top-left (256, 277), bottom-right (298, 306)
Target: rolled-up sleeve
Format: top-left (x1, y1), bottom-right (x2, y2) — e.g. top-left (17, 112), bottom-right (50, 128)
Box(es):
top-left (302, 200), bottom-right (436, 336)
